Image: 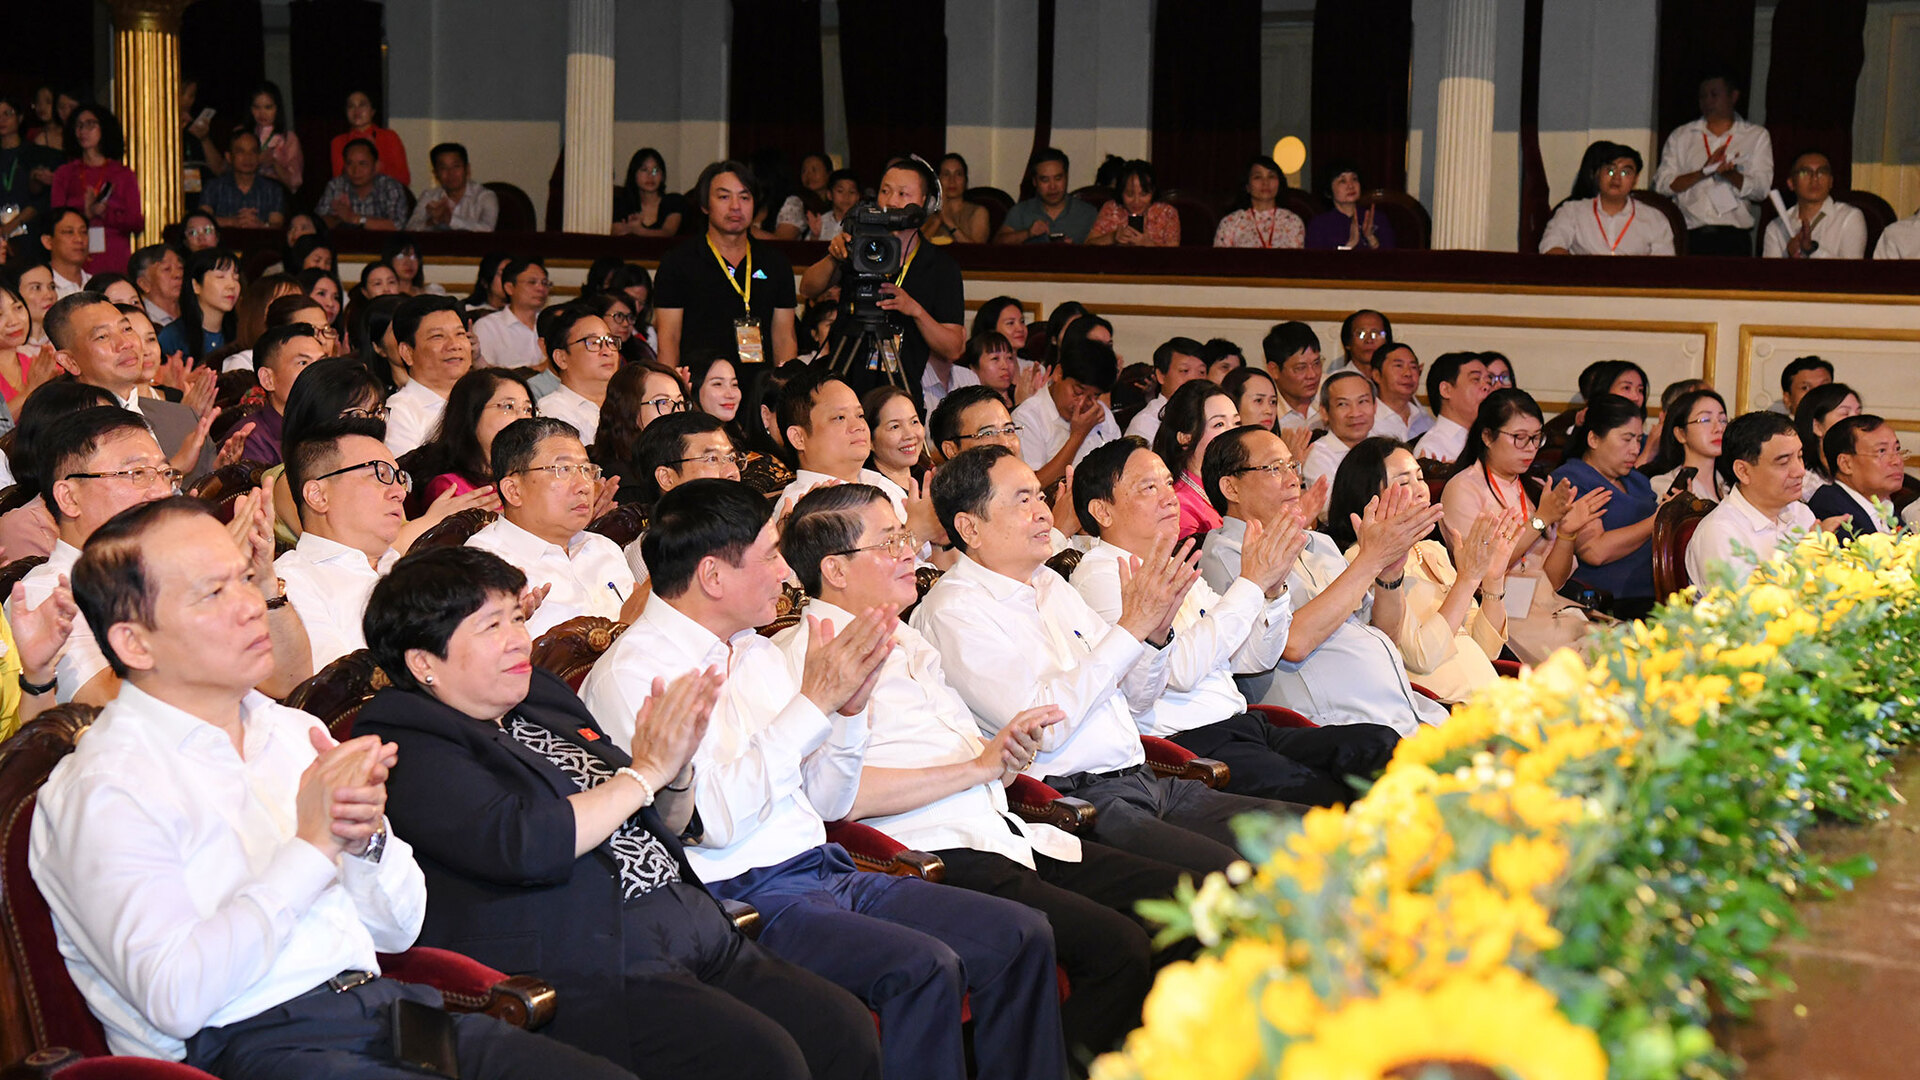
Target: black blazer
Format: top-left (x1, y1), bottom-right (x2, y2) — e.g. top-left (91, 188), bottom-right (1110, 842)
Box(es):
top-left (357, 668), bottom-right (717, 1068)
top-left (1808, 482), bottom-right (1881, 539)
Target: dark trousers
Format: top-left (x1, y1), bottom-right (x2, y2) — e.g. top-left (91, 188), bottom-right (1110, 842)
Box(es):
top-left (1167, 712), bottom-right (1399, 805)
top-left (1044, 765), bottom-right (1298, 876)
top-left (712, 844), bottom-right (1066, 1080)
top-left (1688, 224), bottom-right (1754, 256)
top-left (184, 978), bottom-right (635, 1080)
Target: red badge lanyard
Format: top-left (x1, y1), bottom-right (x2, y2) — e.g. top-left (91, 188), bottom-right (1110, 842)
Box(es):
top-left (1483, 462), bottom-right (1532, 519)
top-left (1702, 130), bottom-right (1733, 161)
top-left (1254, 210), bottom-right (1275, 249)
top-left (1592, 200), bottom-right (1636, 254)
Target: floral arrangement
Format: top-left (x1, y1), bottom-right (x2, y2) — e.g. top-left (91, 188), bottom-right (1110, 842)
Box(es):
top-left (1094, 529), bottom-right (1920, 1080)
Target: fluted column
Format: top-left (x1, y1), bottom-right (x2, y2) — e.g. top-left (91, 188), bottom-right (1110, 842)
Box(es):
top-left (110, 0), bottom-right (196, 248)
top-left (1430, 0), bottom-right (1497, 250)
top-left (563, 0), bottom-right (615, 234)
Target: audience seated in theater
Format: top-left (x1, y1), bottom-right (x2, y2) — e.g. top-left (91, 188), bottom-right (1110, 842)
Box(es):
top-left (31, 499), bottom-right (633, 1080)
top-left (463, 253), bottom-right (510, 316)
top-left (17, 264), bottom-right (58, 348)
top-left (299, 265), bottom-right (345, 333)
top-left (736, 362), bottom-right (799, 491)
top-left (1302, 371), bottom-right (1376, 493)
top-left (1124, 336), bottom-right (1206, 443)
top-left (471, 256), bottom-right (549, 369)
top-left (386, 295), bottom-right (475, 457)
top-left (971, 295), bottom-right (1032, 369)
top-left (1768, 354), bottom-right (1832, 415)
top-left (1325, 439), bottom-right (1515, 704)
top-left (1305, 161), bottom-right (1397, 251)
top-left (239, 324), bottom-right (326, 464)
top-left (1548, 394), bottom-right (1666, 616)
top-left (956, 330), bottom-right (1021, 405)
top-left (269, 355), bottom-right (395, 541)
top-left (0, 283), bottom-right (41, 419)
top-left (654, 160), bottom-right (799, 368)
top-left (1202, 338), bottom-right (1246, 384)
top-left (929, 384), bottom-right (1085, 549)
top-left (1014, 336), bottom-right (1124, 483)
top-left (1651, 73), bottom-right (1773, 256)
top-left (1414, 351), bottom-right (1493, 463)
top-left (329, 90), bottom-right (409, 184)
top-left (42, 207), bottom-right (93, 298)
top-left (582, 478), bottom-right (1068, 1080)
top-left (51, 103), bottom-right (142, 275)
top-left (1543, 359), bottom-right (1648, 465)
top-left (1263, 321), bottom-right (1326, 433)
top-left (198, 129), bottom-right (286, 231)
top-left (1087, 158), bottom-right (1179, 247)
top-left (1641, 387), bottom-right (1731, 501)
top-left (0, 379), bottom-right (115, 520)
top-left (682, 348), bottom-right (742, 436)
top-left (467, 417), bottom-right (637, 636)
top-left (317, 138), bottom-right (407, 232)
top-left (1330, 309), bottom-right (1391, 374)
top-left (1875, 205), bottom-right (1920, 259)
top-left (1809, 414), bottom-right (1906, 537)
top-left (1214, 155), bottom-right (1304, 249)
top-left (611, 148), bottom-right (687, 238)
top-left (922, 152), bottom-right (990, 245)
top-left (222, 273), bottom-right (307, 372)
top-left (1367, 341), bottom-right (1433, 441)
top-left (1440, 390), bottom-right (1608, 664)
top-left (620, 411), bottom-right (743, 583)
top-left (403, 367), bottom-right (528, 508)
top-left (407, 141), bottom-right (499, 232)
top-left (353, 545), bottom-right (881, 1080)
top-left (129, 243), bottom-right (182, 328)
top-left (536, 306), bottom-right (618, 448)
top-left (773, 371), bottom-right (928, 539)
top-left (156, 247), bottom-right (239, 364)
top-left (863, 384), bottom-right (928, 499)
top-left (1222, 365), bottom-right (1281, 435)
top-left (48, 291), bottom-right (210, 469)
top-left (1198, 425), bottom-right (1445, 735)
top-left (277, 421), bottom-right (408, 669)
top-left (808, 168), bottom-right (862, 243)
top-left (1151, 382), bottom-right (1237, 539)
top-left (1685, 411), bottom-right (1825, 586)
top-left (1764, 151), bottom-right (1867, 259)
top-left (997, 147), bottom-right (1097, 244)
top-left (1794, 382), bottom-right (1862, 502)
top-left (87, 273), bottom-right (139, 310)
top-left (1540, 142), bottom-right (1675, 255)
top-left (591, 360), bottom-right (690, 491)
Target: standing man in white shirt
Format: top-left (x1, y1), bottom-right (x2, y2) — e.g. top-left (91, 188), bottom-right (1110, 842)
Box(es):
top-left (532, 306), bottom-right (617, 447)
top-left (1012, 335), bottom-right (1122, 480)
top-left (1069, 439), bottom-right (1400, 803)
top-left (914, 446), bottom-right (1301, 876)
top-left (31, 497), bottom-right (632, 1079)
top-left (1367, 341), bottom-right (1433, 441)
top-left (384, 295), bottom-right (473, 457)
top-left (1652, 73), bottom-right (1774, 256)
top-left (404, 142), bottom-right (500, 232)
top-left (1123, 336), bottom-right (1206, 444)
top-left (1685, 411), bottom-right (1829, 586)
top-left (580, 478), bottom-right (1067, 1080)
top-left (1763, 151), bottom-right (1868, 259)
top-left (471, 256), bottom-right (550, 368)
top-left (1263, 321), bottom-right (1325, 433)
top-left (467, 417), bottom-right (639, 636)
top-left (1302, 371), bottom-right (1375, 493)
top-left (1414, 351), bottom-right (1491, 463)
top-left (278, 423), bottom-right (407, 669)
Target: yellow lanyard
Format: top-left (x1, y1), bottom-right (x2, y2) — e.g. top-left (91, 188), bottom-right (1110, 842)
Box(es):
top-left (707, 236), bottom-right (751, 313)
top-left (893, 235), bottom-right (919, 288)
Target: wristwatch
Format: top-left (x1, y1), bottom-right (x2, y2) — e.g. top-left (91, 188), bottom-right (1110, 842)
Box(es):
top-left (18, 670), bottom-right (56, 697)
top-left (1529, 515), bottom-right (1546, 532)
top-left (355, 823), bottom-right (388, 864)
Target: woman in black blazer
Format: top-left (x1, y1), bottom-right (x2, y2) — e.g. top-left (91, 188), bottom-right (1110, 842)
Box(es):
top-left (356, 546), bottom-right (879, 1080)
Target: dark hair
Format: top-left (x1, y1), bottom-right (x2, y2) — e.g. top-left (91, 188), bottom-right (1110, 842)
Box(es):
top-left (929, 445), bottom-right (1016, 554)
top-left (1570, 393), bottom-right (1644, 460)
top-left (1317, 370), bottom-right (1373, 414)
top-left (391, 294), bottom-right (466, 350)
top-left (1261, 321), bottom-right (1322, 369)
top-left (621, 147), bottom-right (667, 215)
top-left (1368, 340), bottom-right (1414, 376)
top-left (738, 362), bottom-right (797, 462)
top-left (1231, 155), bottom-right (1288, 211)
top-left (466, 252), bottom-right (511, 309)
top-left (1323, 437), bottom-right (1406, 550)
top-left (1071, 437), bottom-right (1151, 539)
top-left (64, 103), bottom-right (126, 161)
top-left (1221, 366), bottom-right (1278, 429)
top-left (264, 291), bottom-right (328, 331)
top-left (959, 330), bottom-right (1014, 376)
top-left (285, 417), bottom-right (390, 518)
top-left (363, 546), bottom-right (528, 693)
top-left (491, 416), bottom-right (579, 481)
top-left (939, 152), bottom-right (969, 180)
top-left (1045, 301), bottom-right (1089, 346)
top-left (281, 356), bottom-right (387, 470)
top-left (1793, 382), bottom-right (1859, 476)
top-left (1824, 414), bottom-right (1888, 477)
top-left (42, 290), bottom-right (110, 352)
top-left (1152, 379), bottom-right (1229, 476)
top-left (255, 323), bottom-right (319, 373)
top-left (429, 141), bottom-right (469, 168)
top-left (1780, 355), bottom-right (1834, 394)
top-left (782, 483), bottom-right (891, 596)
top-left (416, 368), bottom-right (533, 488)
top-left (341, 136), bottom-right (378, 162)
top-left (775, 366), bottom-right (848, 441)
top-left (38, 406), bottom-right (155, 517)
top-left (1567, 141), bottom-right (1627, 200)
top-left (296, 265), bottom-right (344, 326)
top-left (1587, 360), bottom-right (1649, 406)
top-left (82, 271), bottom-right (133, 299)
top-left (1201, 338), bottom-right (1245, 367)
top-left (881, 158), bottom-right (936, 207)
top-left (694, 159), bottom-right (758, 213)
top-left (1480, 351), bottom-right (1517, 385)
top-left (970, 295), bottom-right (1024, 340)
top-left (349, 294), bottom-right (407, 376)
top-left (71, 497), bottom-right (215, 678)
top-left (176, 247), bottom-right (240, 361)
top-left (1319, 158), bottom-right (1364, 193)
top-left (1456, 389), bottom-right (1545, 472)
top-left (1587, 142), bottom-right (1643, 183)
top-left (642, 478), bottom-right (772, 599)
top-left (1724, 410), bottom-right (1799, 478)
top-left (9, 381), bottom-right (117, 502)
top-left (126, 244), bottom-right (174, 282)
top-left (823, 165), bottom-right (860, 192)
top-left (861, 384), bottom-right (915, 443)
top-left (593, 361), bottom-right (687, 475)
top-left (1152, 336), bottom-right (1204, 376)
top-left (1640, 388), bottom-right (1727, 479)
top-left (380, 238), bottom-right (426, 290)
top-left (498, 256), bottom-right (546, 295)
top-left (251, 81), bottom-right (289, 136)
top-left (541, 302), bottom-right (601, 360)
top-left (1056, 337), bottom-right (1119, 392)
top-left (1425, 349), bottom-right (1486, 414)
top-left (1027, 147), bottom-right (1069, 180)
top-left (629, 411), bottom-right (728, 507)
top-left (1054, 313), bottom-right (1113, 362)
top-left (288, 235), bottom-right (335, 274)
top-left (1110, 159), bottom-right (1155, 199)
top-left (929, 385), bottom-right (1008, 452)
top-left (1201, 425), bottom-right (1266, 513)
top-left (1339, 310), bottom-right (1392, 355)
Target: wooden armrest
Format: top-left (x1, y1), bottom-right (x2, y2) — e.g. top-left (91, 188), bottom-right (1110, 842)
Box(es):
top-left (891, 849), bottom-right (947, 883)
top-left (1011, 793), bottom-right (1097, 832)
top-left (720, 897), bottom-right (763, 940)
top-left (478, 974), bottom-right (558, 1031)
top-left (1141, 735), bottom-right (1231, 788)
top-left (827, 820), bottom-right (947, 882)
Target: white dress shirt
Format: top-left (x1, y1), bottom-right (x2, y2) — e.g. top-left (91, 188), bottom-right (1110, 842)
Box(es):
top-left (1012, 389), bottom-right (1121, 472)
top-left (383, 379), bottom-right (448, 458)
top-left (275, 533), bottom-right (396, 670)
top-left (920, 359), bottom-right (978, 408)
top-left (775, 468), bottom-right (910, 524)
top-left (1875, 214), bottom-right (1920, 259)
top-left (466, 516), bottom-right (634, 637)
top-left (1684, 485), bottom-right (1818, 586)
top-left (402, 183), bottom-right (500, 232)
top-left (1763, 199), bottom-right (1868, 259)
top-left (1370, 400), bottom-right (1434, 442)
top-left (1199, 520), bottom-right (1446, 736)
top-left (537, 384), bottom-right (603, 446)
top-left (10, 542), bottom-right (102, 702)
top-left (1302, 436), bottom-right (1354, 492)
top-left (1123, 394), bottom-right (1167, 444)
top-left (1414, 415), bottom-right (1470, 463)
top-left (1070, 541), bottom-right (1291, 737)
top-left (911, 553), bottom-right (1166, 779)
top-left (1651, 116), bottom-right (1774, 229)
top-left (579, 596), bottom-right (868, 882)
top-left (1538, 197), bottom-right (1676, 256)
top-left (1277, 400), bottom-right (1323, 433)
top-left (28, 683), bottom-right (424, 1061)
top-left (773, 598), bottom-right (1080, 868)
top-left (1835, 481), bottom-right (1894, 534)
top-left (471, 308), bottom-right (543, 369)
top-left (52, 268), bottom-right (89, 299)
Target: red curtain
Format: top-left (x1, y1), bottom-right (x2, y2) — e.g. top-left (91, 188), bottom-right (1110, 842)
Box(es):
top-left (836, 0), bottom-right (947, 184)
top-left (1764, 0), bottom-right (1867, 190)
top-left (726, 0), bottom-right (826, 171)
top-left (1150, 0), bottom-right (1261, 203)
top-left (1311, 0), bottom-right (1413, 193)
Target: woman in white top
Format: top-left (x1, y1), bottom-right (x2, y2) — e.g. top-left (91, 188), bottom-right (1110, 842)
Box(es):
top-left (1641, 388), bottom-right (1730, 502)
top-left (1213, 155), bottom-right (1305, 249)
top-left (1539, 142), bottom-right (1675, 256)
top-left (1793, 382), bottom-right (1862, 501)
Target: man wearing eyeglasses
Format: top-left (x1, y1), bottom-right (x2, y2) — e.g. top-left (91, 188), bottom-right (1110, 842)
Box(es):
top-left (278, 423), bottom-right (410, 668)
top-left (535, 307), bottom-right (617, 447)
top-left (468, 417), bottom-right (640, 636)
top-left (240, 324), bottom-right (325, 465)
top-left (387, 295), bottom-right (474, 456)
top-left (623, 412), bottom-right (744, 584)
top-left (1539, 143), bottom-right (1675, 256)
top-left (1762, 151), bottom-right (1867, 259)
top-left (930, 385), bottom-right (1091, 552)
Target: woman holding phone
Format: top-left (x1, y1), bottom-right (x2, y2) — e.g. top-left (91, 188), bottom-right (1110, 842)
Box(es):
top-left (248, 81), bottom-right (304, 193)
top-left (49, 103), bottom-right (142, 274)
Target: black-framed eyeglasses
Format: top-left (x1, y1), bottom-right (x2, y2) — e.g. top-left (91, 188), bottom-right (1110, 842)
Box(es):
top-left (642, 396), bottom-right (688, 415)
top-left (62, 465), bottom-right (182, 490)
top-left (1496, 429), bottom-right (1546, 449)
top-left (569, 334), bottom-right (619, 353)
top-left (311, 459), bottom-right (411, 490)
top-left (671, 450), bottom-right (744, 468)
top-left (831, 531), bottom-right (917, 561)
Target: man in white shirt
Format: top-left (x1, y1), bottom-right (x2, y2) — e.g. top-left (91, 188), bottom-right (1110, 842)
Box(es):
top-left (778, 482), bottom-right (1192, 1061)
top-left (623, 412), bottom-right (743, 583)
top-left (1122, 336), bottom-right (1206, 444)
top-left (1302, 371), bottom-right (1375, 493)
top-left (43, 208), bottom-right (92, 297)
top-left (1763, 151), bottom-right (1868, 259)
top-left (1874, 209), bottom-right (1920, 259)
top-left (1539, 144), bottom-right (1676, 256)
top-left (931, 385), bottom-right (1087, 551)
top-left (1262, 321), bottom-right (1325, 432)
top-left (1367, 341), bottom-right (1433, 441)
top-left (385, 295), bottom-right (473, 456)
top-left (533, 306), bottom-right (616, 447)
top-left (472, 257), bottom-right (549, 368)
top-left (772, 368), bottom-right (914, 527)
top-left (403, 142), bottom-right (500, 232)
top-left (580, 478), bottom-right (1066, 1080)
top-left (279, 424), bottom-right (407, 669)
top-left (1685, 411), bottom-right (1826, 586)
top-left (31, 498), bottom-right (628, 1079)
top-left (1652, 74), bottom-right (1774, 256)
top-left (46, 290), bottom-right (206, 464)
top-left (1069, 439), bottom-right (1399, 802)
top-left (12, 406), bottom-right (312, 705)
top-left (467, 417), bottom-right (640, 636)
top-left (913, 446), bottom-right (1298, 876)
top-left (1012, 336), bottom-right (1122, 479)
top-left (1807, 414), bottom-right (1903, 539)
top-left (1200, 426), bottom-right (1450, 736)
top-left (1414, 351), bottom-right (1491, 463)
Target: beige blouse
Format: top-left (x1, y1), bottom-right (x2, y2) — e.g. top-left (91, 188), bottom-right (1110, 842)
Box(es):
top-left (1439, 466), bottom-right (1589, 665)
top-left (1381, 539), bottom-right (1506, 704)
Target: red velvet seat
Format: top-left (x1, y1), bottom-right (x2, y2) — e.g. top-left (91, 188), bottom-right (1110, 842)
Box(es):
top-left (1651, 490), bottom-right (1716, 601)
top-left (1140, 735), bottom-right (1230, 788)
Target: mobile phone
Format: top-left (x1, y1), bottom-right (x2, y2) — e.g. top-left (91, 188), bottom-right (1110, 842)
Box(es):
top-left (96, 182), bottom-right (114, 203)
top-left (391, 998), bottom-right (460, 1076)
top-left (1127, 213), bottom-right (1146, 232)
top-left (266, 133), bottom-right (283, 151)
top-left (194, 107), bottom-right (216, 127)
top-left (1670, 465), bottom-right (1698, 495)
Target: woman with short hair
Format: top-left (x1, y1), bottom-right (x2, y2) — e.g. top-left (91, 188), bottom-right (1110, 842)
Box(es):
top-left (1087, 159), bottom-right (1179, 247)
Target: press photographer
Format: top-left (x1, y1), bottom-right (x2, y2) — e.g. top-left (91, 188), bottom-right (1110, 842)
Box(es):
top-left (799, 156), bottom-right (965, 408)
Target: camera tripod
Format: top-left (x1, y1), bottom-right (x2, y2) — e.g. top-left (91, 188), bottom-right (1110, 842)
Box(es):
top-left (820, 319), bottom-right (911, 394)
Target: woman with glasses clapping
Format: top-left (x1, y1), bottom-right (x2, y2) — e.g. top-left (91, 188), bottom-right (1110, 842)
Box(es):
top-left (1549, 394), bottom-right (1674, 618)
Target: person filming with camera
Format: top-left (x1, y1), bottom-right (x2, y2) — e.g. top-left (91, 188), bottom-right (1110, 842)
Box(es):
top-left (798, 156), bottom-right (965, 410)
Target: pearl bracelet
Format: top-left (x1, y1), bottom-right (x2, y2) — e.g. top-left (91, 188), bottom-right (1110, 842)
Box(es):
top-left (615, 766), bottom-right (655, 807)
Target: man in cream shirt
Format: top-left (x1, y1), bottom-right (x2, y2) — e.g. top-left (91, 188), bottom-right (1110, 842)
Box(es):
top-left (277, 424), bottom-right (407, 669)
top-left (1685, 412), bottom-right (1824, 586)
top-left (1652, 74), bottom-right (1774, 256)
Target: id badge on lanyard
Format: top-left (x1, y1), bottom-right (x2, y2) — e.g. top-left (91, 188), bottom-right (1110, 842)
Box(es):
top-left (735, 318), bottom-right (765, 365)
top-left (711, 236), bottom-right (765, 363)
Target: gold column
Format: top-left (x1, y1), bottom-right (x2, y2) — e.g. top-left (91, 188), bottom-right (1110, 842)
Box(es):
top-left (109, 0), bottom-right (198, 249)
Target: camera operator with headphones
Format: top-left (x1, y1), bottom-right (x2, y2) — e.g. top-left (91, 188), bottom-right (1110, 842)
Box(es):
top-left (798, 156), bottom-right (966, 409)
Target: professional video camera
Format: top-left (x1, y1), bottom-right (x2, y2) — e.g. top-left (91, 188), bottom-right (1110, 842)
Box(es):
top-left (838, 200), bottom-right (927, 330)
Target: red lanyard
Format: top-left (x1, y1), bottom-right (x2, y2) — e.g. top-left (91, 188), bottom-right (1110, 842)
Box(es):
top-left (1483, 463), bottom-right (1532, 519)
top-left (1592, 200), bottom-right (1636, 253)
top-left (1254, 209), bottom-right (1276, 249)
top-left (1702, 130), bottom-right (1733, 161)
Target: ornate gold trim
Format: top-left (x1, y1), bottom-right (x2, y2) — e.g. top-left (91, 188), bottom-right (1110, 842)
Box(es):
top-left (1735, 324), bottom-right (1920, 413)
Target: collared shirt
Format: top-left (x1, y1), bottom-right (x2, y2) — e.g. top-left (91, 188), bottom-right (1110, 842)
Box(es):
top-left (1277, 399), bottom-right (1324, 434)
top-left (466, 516), bottom-right (634, 637)
top-left (51, 268), bottom-right (90, 299)
top-left (773, 597), bottom-right (1080, 868)
top-left (142, 297), bottom-right (176, 328)
top-left (199, 172), bottom-right (288, 223)
top-left (537, 384), bottom-right (602, 446)
top-left (1538, 197), bottom-right (1676, 256)
top-left (579, 596), bottom-right (868, 882)
top-left (1414, 415), bottom-right (1470, 463)
top-left (403, 183), bottom-right (500, 232)
top-left (28, 683), bottom-right (424, 1060)
top-left (1199, 520), bottom-right (1446, 736)
top-left (314, 172), bottom-right (410, 229)
top-left (11, 542), bottom-right (103, 702)
top-left (1123, 394), bottom-right (1168, 443)
top-left (1011, 389), bottom-right (1122, 472)
top-left (1836, 481), bottom-right (1894, 534)
top-left (1763, 198), bottom-right (1868, 259)
top-left (1652, 116), bottom-right (1774, 229)
top-left (276, 532), bottom-right (397, 670)
top-left (472, 308), bottom-right (543, 369)
top-left (1370, 400), bottom-right (1435, 442)
top-left (1070, 540), bottom-right (1291, 737)
top-left (1875, 214), bottom-right (1920, 259)
top-left (1002, 196), bottom-right (1099, 244)
top-left (920, 357), bottom-right (979, 408)
top-left (1684, 485), bottom-right (1818, 586)
top-left (384, 379), bottom-right (447, 457)
top-left (1302, 435), bottom-right (1354, 492)
top-left (775, 467), bottom-right (911, 524)
top-left (911, 553), bottom-right (1165, 779)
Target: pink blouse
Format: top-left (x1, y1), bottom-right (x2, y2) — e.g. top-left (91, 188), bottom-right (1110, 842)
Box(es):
top-left (1089, 200), bottom-right (1182, 246)
top-left (50, 159), bottom-right (143, 274)
top-left (1212, 207), bottom-right (1305, 249)
top-left (1177, 472), bottom-right (1223, 539)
